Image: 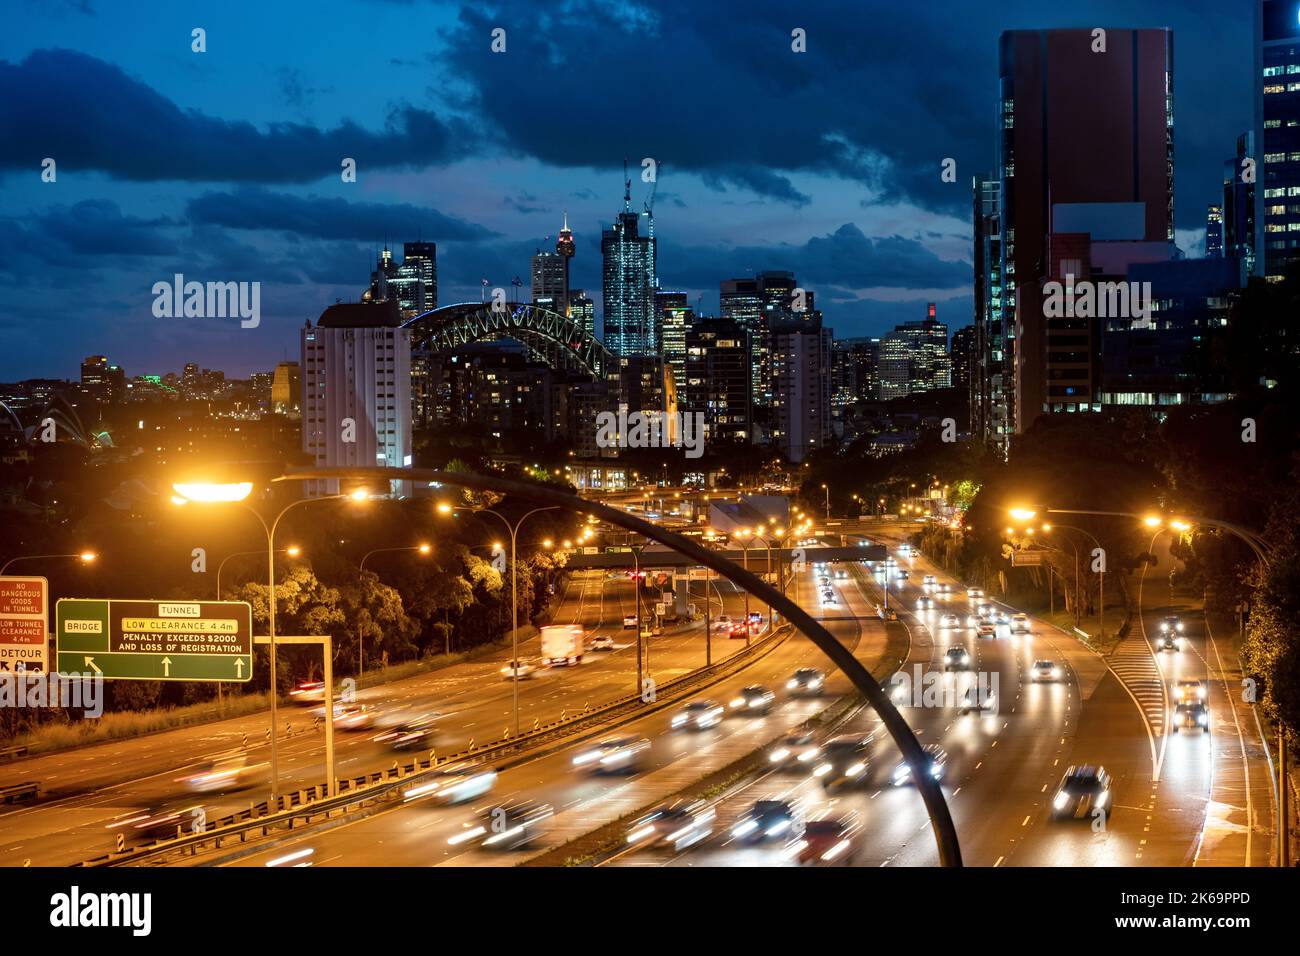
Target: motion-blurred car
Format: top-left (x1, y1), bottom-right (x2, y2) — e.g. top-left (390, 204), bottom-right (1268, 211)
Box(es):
top-left (728, 620), bottom-right (750, 638)
top-left (975, 603), bottom-right (995, 620)
top-left (1173, 701), bottom-right (1210, 734)
top-left (589, 635), bottom-right (616, 652)
top-left (936, 582), bottom-right (951, 596)
top-left (178, 756), bottom-right (268, 794)
top-left (976, 622), bottom-right (997, 639)
top-left (288, 681), bottom-right (326, 705)
top-left (877, 605), bottom-right (898, 622)
top-left (572, 736), bottom-right (651, 774)
top-left (1159, 614), bottom-right (1184, 636)
top-left (922, 574), bottom-right (937, 590)
top-left (403, 764), bottom-right (498, 805)
top-left (625, 800), bottom-right (716, 852)
top-left (672, 700), bottom-right (725, 731)
top-left (1155, 629), bottom-right (1182, 652)
top-left (109, 805), bottom-right (207, 843)
top-left (966, 587), bottom-right (984, 599)
top-left (896, 569), bottom-right (910, 581)
top-left (312, 703), bottom-right (376, 731)
top-left (623, 615), bottom-right (638, 629)
top-left (1031, 659), bottom-right (1062, 682)
top-left (1174, 679), bottom-right (1207, 703)
top-left (769, 731), bottom-right (822, 768)
top-left (938, 613), bottom-right (961, 629)
top-left (916, 596), bottom-right (935, 610)
top-left (1010, 613), bottom-right (1031, 634)
top-left (944, 647), bottom-right (971, 670)
top-left (729, 685), bottom-right (776, 715)
top-left (812, 734), bottom-right (874, 790)
top-left (713, 615), bottom-right (733, 632)
top-left (891, 744), bottom-right (948, 786)
top-left (374, 712), bottom-right (442, 751)
top-left (897, 545), bottom-right (912, 557)
top-left (1051, 765), bottom-right (1112, 820)
top-left (500, 659), bottom-right (536, 680)
top-left (958, 683), bottom-right (997, 715)
top-left (447, 800), bottom-right (554, 850)
top-left (782, 817), bottom-right (858, 865)
top-left (786, 667), bottom-right (825, 697)
top-left (731, 800), bottom-right (801, 843)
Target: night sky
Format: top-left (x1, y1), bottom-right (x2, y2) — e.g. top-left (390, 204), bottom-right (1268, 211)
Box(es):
top-left (0, 0), bottom-right (1252, 380)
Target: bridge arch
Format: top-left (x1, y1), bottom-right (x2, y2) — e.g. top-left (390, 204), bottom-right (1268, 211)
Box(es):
top-left (402, 302), bottom-right (614, 379)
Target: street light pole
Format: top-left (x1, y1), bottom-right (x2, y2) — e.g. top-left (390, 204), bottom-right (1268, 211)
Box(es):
top-left (357, 544), bottom-right (430, 679)
top-left (0, 552), bottom-right (96, 576)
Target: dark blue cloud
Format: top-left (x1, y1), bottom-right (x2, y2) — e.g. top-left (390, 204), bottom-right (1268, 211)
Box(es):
top-left (0, 49), bottom-right (479, 183)
top-left (185, 188), bottom-right (498, 242)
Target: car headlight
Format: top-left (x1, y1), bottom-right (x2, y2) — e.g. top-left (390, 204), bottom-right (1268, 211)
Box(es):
top-left (729, 698), bottom-right (744, 708)
top-left (1160, 623), bottom-right (1168, 632)
top-left (786, 680), bottom-right (798, 689)
top-left (1053, 791), bottom-right (1070, 810)
top-left (846, 762), bottom-right (865, 776)
top-left (813, 762), bottom-right (832, 777)
top-left (1095, 791), bottom-right (1110, 808)
top-left (1051, 668), bottom-right (1061, 679)
top-left (770, 748), bottom-right (790, 762)
top-left (1176, 622), bottom-right (1184, 632)
top-left (1198, 712), bottom-right (1208, 725)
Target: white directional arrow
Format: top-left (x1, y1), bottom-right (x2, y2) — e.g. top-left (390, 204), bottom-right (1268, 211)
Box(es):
top-left (234, 658), bottom-right (245, 677)
top-left (84, 656), bottom-right (102, 675)
top-left (161, 656), bottom-right (172, 677)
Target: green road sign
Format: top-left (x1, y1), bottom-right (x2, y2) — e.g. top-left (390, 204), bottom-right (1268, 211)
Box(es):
top-left (56, 599), bottom-right (253, 682)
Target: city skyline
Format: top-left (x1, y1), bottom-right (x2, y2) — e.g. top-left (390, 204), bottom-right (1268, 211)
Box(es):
top-left (0, 1), bottom-right (1253, 379)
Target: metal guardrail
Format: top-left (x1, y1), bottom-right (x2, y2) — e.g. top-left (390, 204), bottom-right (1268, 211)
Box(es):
top-left (1, 781), bottom-right (39, 803)
top-left (79, 623), bottom-right (793, 867)
top-left (0, 745), bottom-right (29, 762)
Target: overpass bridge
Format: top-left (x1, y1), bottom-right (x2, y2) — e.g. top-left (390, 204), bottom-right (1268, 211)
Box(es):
top-left (565, 544), bottom-right (888, 569)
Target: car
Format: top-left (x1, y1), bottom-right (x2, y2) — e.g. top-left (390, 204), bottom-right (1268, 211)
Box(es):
top-left (726, 620), bottom-right (748, 638)
top-left (318, 703), bottom-right (377, 731)
top-left (922, 574), bottom-right (937, 589)
top-left (1155, 630), bottom-right (1182, 652)
top-left (878, 605), bottom-right (898, 622)
top-left (623, 615), bottom-right (638, 629)
top-left (891, 744), bottom-right (949, 786)
top-left (782, 817), bottom-right (858, 865)
top-left (916, 596), bottom-right (935, 610)
top-left (976, 621), bottom-right (997, 639)
top-left (288, 681), bottom-right (326, 705)
top-left (1158, 614), bottom-right (1185, 636)
top-left (110, 805), bottom-right (207, 843)
top-left (820, 591), bottom-right (838, 605)
top-left (177, 756), bottom-right (268, 794)
top-left (1031, 659), bottom-right (1062, 682)
top-left (896, 570), bottom-right (910, 580)
top-left (712, 615), bottom-right (733, 632)
top-left (374, 712), bottom-right (443, 751)
top-left (1173, 701), bottom-right (1210, 734)
top-left (1010, 613), bottom-right (1031, 634)
top-left (897, 545), bottom-right (912, 556)
top-left (1173, 679), bottom-right (1207, 703)
top-left (936, 582), bottom-right (951, 594)
top-left (671, 700), bottom-right (725, 731)
top-left (403, 764), bottom-right (498, 805)
top-left (769, 731), bottom-right (822, 768)
top-left (1051, 766), bottom-right (1112, 820)
top-left (447, 800), bottom-right (554, 850)
top-left (731, 800), bottom-right (802, 843)
top-left (958, 683), bottom-right (997, 715)
top-left (572, 736), bottom-right (652, 774)
top-left (976, 603), bottom-right (995, 620)
top-left (500, 659), bottom-right (536, 680)
top-left (787, 667), bottom-right (826, 696)
top-left (992, 610), bottom-right (1011, 625)
top-left (938, 613), bottom-right (961, 629)
top-left (747, 611), bottom-right (764, 626)
top-left (729, 685), bottom-right (776, 715)
top-left (944, 647), bottom-right (971, 670)
top-left (589, 635), bottom-right (616, 652)
top-left (625, 800), bottom-right (716, 852)
top-left (834, 568), bottom-right (849, 580)
top-left (966, 587), bottom-right (984, 599)
top-left (811, 734), bottom-right (874, 790)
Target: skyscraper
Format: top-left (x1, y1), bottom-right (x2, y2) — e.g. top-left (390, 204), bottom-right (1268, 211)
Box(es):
top-left (684, 318), bottom-right (751, 444)
top-left (301, 301), bottom-right (412, 498)
top-left (532, 214), bottom-right (575, 315)
top-left (271, 361), bottom-right (301, 418)
top-left (973, 173), bottom-right (1012, 448)
top-left (1205, 205), bottom-right (1225, 258)
top-left (367, 242), bottom-right (437, 317)
top-left (999, 28), bottom-right (1174, 429)
top-left (656, 290), bottom-right (691, 394)
top-left (1258, 1), bottom-right (1300, 280)
top-left (569, 289), bottom-right (595, 338)
top-left (879, 306), bottom-right (951, 399)
top-left (601, 175), bottom-right (658, 355)
top-left (1224, 132), bottom-right (1258, 275)
top-left (950, 325), bottom-right (976, 390)
top-left (770, 314), bottom-right (832, 463)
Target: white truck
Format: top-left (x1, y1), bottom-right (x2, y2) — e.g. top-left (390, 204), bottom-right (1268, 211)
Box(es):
top-left (540, 624), bottom-right (585, 667)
